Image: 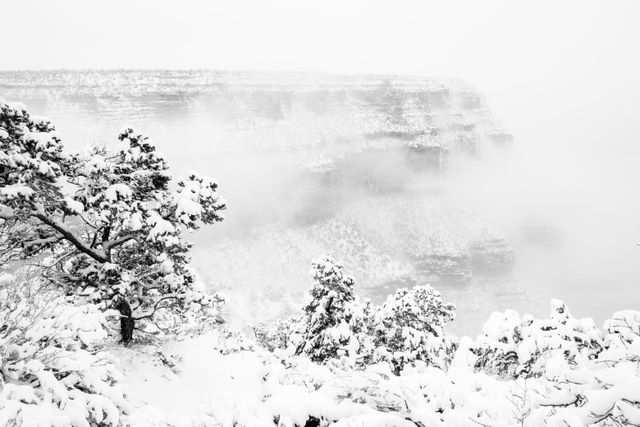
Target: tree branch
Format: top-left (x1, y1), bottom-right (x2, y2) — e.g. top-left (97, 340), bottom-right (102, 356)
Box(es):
top-left (103, 234), bottom-right (137, 253)
top-left (101, 226), bottom-right (111, 243)
top-left (133, 295), bottom-right (181, 321)
top-left (539, 395), bottom-right (583, 408)
top-left (33, 211), bottom-right (107, 263)
top-left (23, 235), bottom-right (65, 251)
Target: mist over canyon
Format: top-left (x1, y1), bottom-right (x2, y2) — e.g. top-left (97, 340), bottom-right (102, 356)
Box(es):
top-left (2, 69), bottom-right (637, 334)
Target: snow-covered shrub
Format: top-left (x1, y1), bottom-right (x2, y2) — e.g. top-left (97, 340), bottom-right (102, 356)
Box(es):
top-left (261, 305), bottom-right (640, 427)
top-left (530, 310), bottom-right (640, 426)
top-left (441, 303), bottom-right (640, 425)
top-left (467, 299), bottom-right (603, 378)
top-left (253, 316), bottom-right (300, 353)
top-left (540, 309), bottom-right (640, 426)
top-left (258, 350), bottom-right (521, 427)
top-left (256, 258), bottom-right (456, 374)
top-left (211, 327), bottom-right (256, 355)
top-left (0, 100), bottom-right (226, 341)
top-left (603, 310), bottom-right (640, 362)
top-left (293, 256), bottom-right (368, 366)
top-left (371, 285), bottom-right (456, 373)
top-left (0, 273), bottom-right (128, 426)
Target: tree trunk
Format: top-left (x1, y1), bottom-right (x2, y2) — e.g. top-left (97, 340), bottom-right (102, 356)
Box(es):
top-left (115, 298), bottom-right (135, 343)
top-left (304, 417), bottom-right (321, 427)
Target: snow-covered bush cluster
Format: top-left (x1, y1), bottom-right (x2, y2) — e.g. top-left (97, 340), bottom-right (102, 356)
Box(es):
top-left (116, 294), bottom-right (640, 426)
top-left (464, 299), bottom-right (603, 379)
top-left (451, 304), bottom-right (640, 426)
top-left (248, 258), bottom-right (640, 426)
top-left (0, 273), bottom-right (128, 426)
top-left (255, 256), bottom-right (457, 373)
top-left (259, 310), bottom-right (640, 426)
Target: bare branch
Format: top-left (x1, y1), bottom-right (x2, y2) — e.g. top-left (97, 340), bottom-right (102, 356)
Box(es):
top-left (133, 295), bottom-right (181, 321)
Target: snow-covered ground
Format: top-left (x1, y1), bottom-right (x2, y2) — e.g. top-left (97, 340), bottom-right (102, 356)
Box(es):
top-left (109, 305), bottom-right (640, 426)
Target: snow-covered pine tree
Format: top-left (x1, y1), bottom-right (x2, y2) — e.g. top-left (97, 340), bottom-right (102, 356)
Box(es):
top-left (294, 256), bottom-right (365, 365)
top-left (0, 100), bottom-right (226, 342)
top-left (372, 285), bottom-right (456, 373)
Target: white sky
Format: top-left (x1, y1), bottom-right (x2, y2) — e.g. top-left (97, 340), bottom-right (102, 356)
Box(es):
top-left (2, 1), bottom-right (637, 77)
